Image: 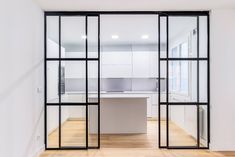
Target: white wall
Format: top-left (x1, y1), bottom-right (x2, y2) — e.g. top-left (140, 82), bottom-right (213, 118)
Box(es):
top-left (0, 0), bottom-right (44, 157)
top-left (210, 9), bottom-right (235, 151)
top-left (1, 0), bottom-right (235, 153)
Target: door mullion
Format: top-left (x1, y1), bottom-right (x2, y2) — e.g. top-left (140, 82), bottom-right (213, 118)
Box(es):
top-left (166, 15), bottom-right (169, 148)
top-left (85, 15), bottom-right (88, 149)
top-left (196, 15), bottom-right (200, 148)
top-left (158, 14), bottom-right (161, 148)
top-left (98, 15), bottom-right (101, 148)
top-left (58, 15), bottom-right (62, 149)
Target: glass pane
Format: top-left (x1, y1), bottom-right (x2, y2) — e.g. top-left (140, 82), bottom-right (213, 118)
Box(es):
top-left (159, 105), bottom-right (167, 147)
top-left (199, 105), bottom-right (208, 147)
top-left (159, 61), bottom-right (166, 102)
top-left (47, 106), bottom-right (59, 148)
top-left (169, 17), bottom-right (197, 58)
top-left (61, 16), bottom-right (86, 58)
top-left (169, 61), bottom-right (197, 102)
top-left (88, 105), bottom-right (98, 147)
top-left (88, 16), bottom-right (98, 58)
top-left (199, 16), bottom-right (208, 58)
top-left (88, 61), bottom-right (98, 103)
top-left (100, 14), bottom-right (158, 78)
top-left (169, 105), bottom-right (197, 147)
top-left (199, 61), bottom-right (208, 102)
top-left (61, 106), bottom-right (86, 147)
top-left (160, 16), bottom-right (167, 58)
top-left (47, 61), bottom-right (59, 103)
top-left (62, 61), bottom-right (86, 103)
top-left (47, 16), bottom-right (59, 58)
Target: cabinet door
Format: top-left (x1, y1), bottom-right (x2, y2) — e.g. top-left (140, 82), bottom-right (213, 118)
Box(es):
top-left (101, 65), bottom-right (132, 78)
top-left (132, 51), bottom-right (150, 77)
top-left (147, 97), bottom-right (152, 117)
top-left (101, 51), bottom-right (132, 78)
top-left (102, 51), bottom-right (132, 65)
top-left (149, 51), bottom-right (158, 77)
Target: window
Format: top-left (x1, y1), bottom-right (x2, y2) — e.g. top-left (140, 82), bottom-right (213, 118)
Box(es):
top-left (169, 42), bottom-right (189, 95)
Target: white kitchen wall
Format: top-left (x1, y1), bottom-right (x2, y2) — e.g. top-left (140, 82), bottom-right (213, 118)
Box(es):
top-left (0, 0), bottom-right (44, 157)
top-left (210, 9), bottom-right (235, 151)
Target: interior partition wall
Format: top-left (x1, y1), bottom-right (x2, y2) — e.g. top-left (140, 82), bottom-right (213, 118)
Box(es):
top-left (44, 11), bottom-right (209, 150)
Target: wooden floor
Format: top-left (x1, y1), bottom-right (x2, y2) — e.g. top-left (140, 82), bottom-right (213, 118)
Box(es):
top-left (41, 120), bottom-right (234, 157)
top-left (47, 120), bottom-right (197, 148)
top-left (40, 148), bottom-right (230, 157)
top-left (219, 152), bottom-right (235, 157)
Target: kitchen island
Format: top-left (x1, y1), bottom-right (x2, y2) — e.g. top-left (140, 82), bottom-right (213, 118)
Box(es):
top-left (89, 92), bottom-right (149, 134)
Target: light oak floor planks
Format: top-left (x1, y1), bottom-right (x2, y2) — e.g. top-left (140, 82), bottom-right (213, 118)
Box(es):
top-left (40, 120), bottom-right (232, 157)
top-left (47, 120), bottom-right (197, 148)
top-left (218, 152), bottom-right (235, 157)
top-left (40, 148), bottom-right (227, 157)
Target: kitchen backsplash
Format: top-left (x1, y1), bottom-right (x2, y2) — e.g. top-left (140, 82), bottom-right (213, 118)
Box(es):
top-left (65, 78), bottom-right (166, 92)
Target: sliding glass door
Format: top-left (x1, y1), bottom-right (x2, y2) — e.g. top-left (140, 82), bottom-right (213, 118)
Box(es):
top-left (45, 11), bottom-right (209, 150)
top-left (158, 13), bottom-right (209, 149)
top-left (45, 14), bottom-right (100, 149)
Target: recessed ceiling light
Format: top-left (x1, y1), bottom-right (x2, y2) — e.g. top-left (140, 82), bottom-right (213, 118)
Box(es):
top-left (111, 35), bottom-right (119, 39)
top-left (81, 35), bottom-right (87, 39)
top-left (141, 35), bottom-right (149, 39)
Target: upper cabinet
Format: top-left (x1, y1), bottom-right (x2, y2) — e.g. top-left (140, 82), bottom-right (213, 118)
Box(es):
top-left (101, 51), bottom-right (158, 78)
top-left (102, 51), bottom-right (132, 65)
top-left (101, 51), bottom-right (132, 78)
top-left (149, 51), bottom-right (158, 78)
top-left (132, 51), bottom-right (150, 78)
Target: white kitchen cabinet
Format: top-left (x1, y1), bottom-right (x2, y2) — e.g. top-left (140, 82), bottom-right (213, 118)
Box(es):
top-left (132, 51), bottom-right (158, 78)
top-left (151, 105), bottom-right (158, 117)
top-left (150, 94), bottom-right (158, 118)
top-left (101, 64), bottom-right (132, 78)
top-left (102, 51), bottom-right (132, 65)
top-left (101, 51), bottom-right (132, 78)
top-left (151, 93), bottom-right (158, 104)
top-left (147, 97), bottom-right (152, 117)
top-left (101, 51), bottom-right (160, 78)
top-left (132, 51), bottom-right (150, 77)
top-left (149, 51), bottom-right (158, 77)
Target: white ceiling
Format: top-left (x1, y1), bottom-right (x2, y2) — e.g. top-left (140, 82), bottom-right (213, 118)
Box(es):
top-left (35, 0), bottom-right (235, 11)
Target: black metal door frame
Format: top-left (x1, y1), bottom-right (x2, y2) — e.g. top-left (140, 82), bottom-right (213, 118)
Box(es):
top-left (44, 11), bottom-right (210, 150)
top-left (158, 13), bottom-right (210, 149)
top-left (45, 13), bottom-right (100, 150)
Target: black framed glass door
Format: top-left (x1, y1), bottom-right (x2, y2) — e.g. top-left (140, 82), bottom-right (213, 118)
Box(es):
top-left (44, 11), bottom-right (209, 150)
top-left (45, 14), bottom-right (100, 149)
top-left (158, 13), bottom-right (210, 149)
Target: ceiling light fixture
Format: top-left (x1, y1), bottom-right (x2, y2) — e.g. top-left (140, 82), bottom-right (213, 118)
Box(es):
top-left (141, 35), bottom-right (149, 39)
top-left (111, 35), bottom-right (119, 39)
top-left (81, 35), bottom-right (87, 39)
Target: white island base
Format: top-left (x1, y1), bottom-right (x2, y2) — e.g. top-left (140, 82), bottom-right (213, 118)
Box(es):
top-left (89, 97), bottom-right (147, 134)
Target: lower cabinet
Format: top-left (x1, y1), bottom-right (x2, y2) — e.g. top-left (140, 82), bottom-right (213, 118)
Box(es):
top-left (147, 93), bottom-right (158, 118)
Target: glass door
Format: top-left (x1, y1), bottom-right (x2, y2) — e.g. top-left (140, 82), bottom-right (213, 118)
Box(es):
top-left (158, 13), bottom-right (210, 149)
top-left (45, 14), bottom-right (100, 149)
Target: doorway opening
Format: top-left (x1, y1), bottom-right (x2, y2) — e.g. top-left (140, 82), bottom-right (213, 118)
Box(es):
top-left (44, 11), bottom-right (210, 150)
